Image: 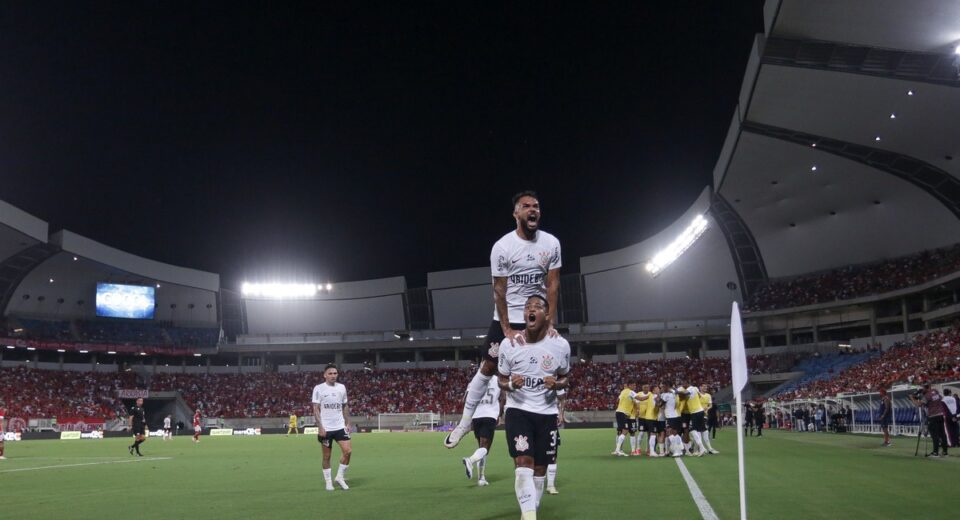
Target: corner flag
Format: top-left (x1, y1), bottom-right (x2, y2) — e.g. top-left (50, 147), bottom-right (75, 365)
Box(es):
top-left (731, 301), bottom-right (748, 520)
top-left (731, 301), bottom-right (747, 393)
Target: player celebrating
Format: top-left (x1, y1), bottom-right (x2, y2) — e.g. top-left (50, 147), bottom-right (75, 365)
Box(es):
top-left (288, 413), bottom-right (299, 436)
top-left (546, 388), bottom-right (565, 495)
top-left (634, 384), bottom-right (655, 456)
top-left (612, 382), bottom-right (638, 456)
top-left (660, 384), bottom-right (681, 455)
top-left (699, 384), bottom-right (720, 454)
top-left (461, 375), bottom-right (504, 486)
top-left (163, 415), bottom-right (172, 441)
top-left (312, 364), bottom-right (352, 491)
top-left (128, 397), bottom-right (147, 456)
top-left (498, 295), bottom-right (571, 520)
top-left (193, 409), bottom-right (202, 443)
top-left (678, 381), bottom-right (710, 456)
top-left (0, 398), bottom-right (7, 460)
top-left (445, 191), bottom-right (561, 449)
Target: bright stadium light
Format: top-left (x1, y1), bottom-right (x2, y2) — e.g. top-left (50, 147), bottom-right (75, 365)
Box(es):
top-left (645, 214), bottom-right (709, 277)
top-left (241, 282), bottom-right (318, 299)
top-left (325, 283), bottom-right (333, 291)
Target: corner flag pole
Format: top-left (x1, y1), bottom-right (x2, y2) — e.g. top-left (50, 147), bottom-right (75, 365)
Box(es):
top-left (730, 301), bottom-right (748, 520)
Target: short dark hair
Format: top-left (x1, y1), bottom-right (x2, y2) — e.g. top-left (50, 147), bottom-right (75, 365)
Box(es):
top-left (526, 294), bottom-right (549, 309)
top-left (324, 363), bottom-right (338, 372)
top-left (944, 388), bottom-right (953, 396)
top-left (512, 190), bottom-right (539, 207)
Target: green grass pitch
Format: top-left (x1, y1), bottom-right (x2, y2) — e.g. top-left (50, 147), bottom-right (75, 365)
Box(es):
top-left (0, 429), bottom-right (955, 519)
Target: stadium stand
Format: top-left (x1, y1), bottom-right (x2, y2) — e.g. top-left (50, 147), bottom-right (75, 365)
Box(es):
top-left (775, 327), bottom-right (960, 400)
top-left (0, 366), bottom-right (137, 421)
top-left (746, 244), bottom-right (960, 311)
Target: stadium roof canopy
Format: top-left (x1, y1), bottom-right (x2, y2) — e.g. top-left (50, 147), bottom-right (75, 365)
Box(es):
top-left (711, 0), bottom-right (960, 296)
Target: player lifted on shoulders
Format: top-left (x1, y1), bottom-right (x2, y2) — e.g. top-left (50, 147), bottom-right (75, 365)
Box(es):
top-left (312, 364), bottom-right (352, 491)
top-left (498, 295), bottom-right (571, 520)
top-left (461, 374), bottom-right (504, 486)
top-left (445, 191), bottom-right (561, 449)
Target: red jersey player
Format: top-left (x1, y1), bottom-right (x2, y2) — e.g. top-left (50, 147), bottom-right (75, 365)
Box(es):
top-left (193, 409), bottom-right (202, 443)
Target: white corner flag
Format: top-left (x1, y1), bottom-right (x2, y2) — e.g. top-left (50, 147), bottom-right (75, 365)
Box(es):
top-left (730, 301), bottom-right (748, 520)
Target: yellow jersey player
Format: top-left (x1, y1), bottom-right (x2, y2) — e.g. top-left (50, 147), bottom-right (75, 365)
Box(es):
top-left (699, 384), bottom-right (719, 454)
top-left (678, 381), bottom-right (707, 456)
top-left (634, 385), bottom-right (655, 456)
top-left (641, 385), bottom-right (662, 456)
top-left (287, 413), bottom-right (299, 436)
top-left (612, 383), bottom-right (638, 456)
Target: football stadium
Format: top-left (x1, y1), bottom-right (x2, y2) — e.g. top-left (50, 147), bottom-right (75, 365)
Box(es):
top-left (2, 1), bottom-right (959, 519)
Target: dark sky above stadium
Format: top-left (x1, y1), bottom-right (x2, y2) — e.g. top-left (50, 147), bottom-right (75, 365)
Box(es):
top-left (1, 2), bottom-right (764, 288)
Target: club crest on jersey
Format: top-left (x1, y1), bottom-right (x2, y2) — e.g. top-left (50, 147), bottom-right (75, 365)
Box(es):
top-left (488, 341), bottom-right (500, 358)
top-left (541, 355), bottom-right (555, 370)
top-left (514, 434), bottom-right (529, 452)
top-left (538, 251), bottom-right (551, 268)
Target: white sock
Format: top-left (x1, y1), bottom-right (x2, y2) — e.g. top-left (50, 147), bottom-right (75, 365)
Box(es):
top-left (336, 464), bottom-right (348, 479)
top-left (546, 463), bottom-right (557, 488)
top-left (534, 476), bottom-right (545, 509)
top-left (459, 368), bottom-right (491, 428)
top-left (323, 468), bottom-right (332, 483)
top-left (515, 467), bottom-right (536, 513)
top-left (649, 435), bottom-right (657, 454)
top-left (468, 447), bottom-right (488, 463)
top-left (684, 442), bottom-right (691, 451)
top-left (615, 434), bottom-right (625, 452)
top-left (478, 456), bottom-right (486, 479)
top-left (629, 435), bottom-right (637, 452)
top-left (703, 432), bottom-right (715, 451)
top-left (691, 431), bottom-right (706, 452)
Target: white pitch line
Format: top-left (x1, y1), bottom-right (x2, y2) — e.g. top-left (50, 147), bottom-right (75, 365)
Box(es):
top-left (0, 457), bottom-right (172, 474)
top-left (674, 458), bottom-right (719, 520)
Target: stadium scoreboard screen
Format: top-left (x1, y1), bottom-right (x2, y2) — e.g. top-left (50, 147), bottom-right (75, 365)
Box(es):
top-left (95, 283), bottom-right (156, 319)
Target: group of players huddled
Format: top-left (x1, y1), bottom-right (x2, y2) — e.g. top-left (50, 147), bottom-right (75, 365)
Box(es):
top-left (613, 382), bottom-right (720, 458)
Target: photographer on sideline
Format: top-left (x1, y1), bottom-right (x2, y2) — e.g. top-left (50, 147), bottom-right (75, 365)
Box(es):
top-left (911, 384), bottom-right (950, 457)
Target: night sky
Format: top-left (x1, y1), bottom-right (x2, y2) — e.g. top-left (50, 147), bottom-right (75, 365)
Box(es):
top-left (1, 2), bottom-right (764, 288)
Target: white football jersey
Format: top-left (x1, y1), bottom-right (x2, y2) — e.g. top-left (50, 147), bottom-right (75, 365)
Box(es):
top-left (490, 230), bottom-right (561, 323)
top-left (163, 417), bottom-right (171, 428)
top-left (498, 334), bottom-right (570, 415)
top-left (473, 375), bottom-right (502, 420)
top-left (660, 390), bottom-right (679, 419)
top-left (311, 382), bottom-right (348, 431)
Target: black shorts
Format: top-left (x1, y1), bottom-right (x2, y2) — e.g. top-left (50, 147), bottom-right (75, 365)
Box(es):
top-left (318, 429), bottom-right (351, 448)
top-left (132, 424), bottom-right (146, 435)
top-left (681, 413), bottom-right (691, 432)
top-left (615, 412), bottom-right (636, 434)
top-left (163, 427), bottom-right (171, 433)
top-left (657, 420), bottom-right (666, 433)
top-left (483, 320), bottom-right (526, 363)
top-left (505, 408), bottom-right (558, 466)
top-left (666, 417), bottom-right (683, 433)
top-left (643, 419), bottom-right (660, 433)
top-left (691, 411), bottom-right (706, 432)
top-left (472, 417), bottom-right (497, 443)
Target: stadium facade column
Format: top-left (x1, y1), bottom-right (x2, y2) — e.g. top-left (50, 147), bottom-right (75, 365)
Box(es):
top-left (90, 353), bottom-right (96, 371)
top-left (453, 348), bottom-right (459, 369)
top-left (700, 338), bottom-right (708, 358)
top-left (869, 307), bottom-right (878, 344)
top-left (181, 356), bottom-right (186, 374)
top-left (660, 340), bottom-right (667, 359)
top-left (58, 351), bottom-right (64, 369)
top-left (334, 352), bottom-right (343, 365)
top-left (786, 328), bottom-right (792, 346)
top-left (616, 342), bottom-right (625, 362)
top-left (414, 349), bottom-right (422, 368)
top-left (295, 353), bottom-right (302, 371)
top-left (206, 356), bottom-right (211, 375)
top-left (152, 356), bottom-right (158, 374)
top-left (811, 325), bottom-right (818, 345)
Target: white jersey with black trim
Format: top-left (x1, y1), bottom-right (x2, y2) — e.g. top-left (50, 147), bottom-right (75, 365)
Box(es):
top-left (473, 375), bottom-right (502, 420)
top-left (311, 382), bottom-right (348, 431)
top-left (660, 390), bottom-right (679, 419)
top-left (490, 230), bottom-right (561, 323)
top-left (498, 335), bottom-right (571, 415)
top-left (163, 417), bottom-right (171, 429)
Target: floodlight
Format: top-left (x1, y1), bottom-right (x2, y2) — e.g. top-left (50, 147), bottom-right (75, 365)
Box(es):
top-left (325, 283), bottom-right (333, 291)
top-left (645, 214), bottom-right (709, 277)
top-left (241, 282), bottom-right (318, 299)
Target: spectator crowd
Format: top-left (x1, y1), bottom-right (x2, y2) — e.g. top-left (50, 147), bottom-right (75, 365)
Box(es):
top-left (746, 243), bottom-right (960, 311)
